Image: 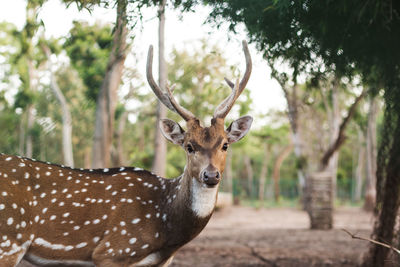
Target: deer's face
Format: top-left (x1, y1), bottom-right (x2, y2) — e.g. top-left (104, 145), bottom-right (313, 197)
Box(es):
top-left (147, 40), bottom-right (252, 187)
top-left (160, 116), bottom-right (252, 188)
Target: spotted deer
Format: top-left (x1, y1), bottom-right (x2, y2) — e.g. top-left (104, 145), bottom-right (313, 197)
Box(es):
top-left (0, 41), bottom-right (252, 267)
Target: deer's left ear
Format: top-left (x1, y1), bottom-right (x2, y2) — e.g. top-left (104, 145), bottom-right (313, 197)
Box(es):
top-left (226, 115), bottom-right (253, 144)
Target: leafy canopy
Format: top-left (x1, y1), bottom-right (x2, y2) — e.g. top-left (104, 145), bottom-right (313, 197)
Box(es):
top-left (64, 21), bottom-right (113, 101)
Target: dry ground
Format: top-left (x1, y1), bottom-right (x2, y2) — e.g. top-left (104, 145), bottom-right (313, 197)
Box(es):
top-left (19, 206), bottom-right (374, 267)
top-left (170, 206), bottom-right (374, 267)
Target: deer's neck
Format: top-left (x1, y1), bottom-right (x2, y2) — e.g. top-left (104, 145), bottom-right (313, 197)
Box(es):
top-left (161, 169), bottom-right (218, 247)
top-left (172, 171), bottom-right (218, 218)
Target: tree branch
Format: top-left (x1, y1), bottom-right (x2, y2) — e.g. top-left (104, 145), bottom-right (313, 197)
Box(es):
top-left (320, 90), bottom-right (367, 170)
top-left (342, 229), bottom-right (400, 254)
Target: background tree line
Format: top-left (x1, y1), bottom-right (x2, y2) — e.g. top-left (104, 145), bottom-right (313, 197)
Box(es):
top-left (1, 0), bottom-right (396, 265)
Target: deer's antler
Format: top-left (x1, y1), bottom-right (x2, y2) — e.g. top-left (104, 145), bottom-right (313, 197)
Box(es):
top-left (146, 45), bottom-right (195, 121)
top-left (213, 40), bottom-right (252, 119)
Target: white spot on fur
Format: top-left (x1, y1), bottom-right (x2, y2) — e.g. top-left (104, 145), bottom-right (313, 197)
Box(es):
top-left (75, 242), bottom-right (87, 248)
top-left (34, 238), bottom-right (67, 250)
top-left (131, 218), bottom-right (140, 224)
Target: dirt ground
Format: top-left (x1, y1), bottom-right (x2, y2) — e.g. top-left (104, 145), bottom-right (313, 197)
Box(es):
top-left (170, 206), bottom-right (374, 267)
top-left (19, 206), bottom-right (374, 267)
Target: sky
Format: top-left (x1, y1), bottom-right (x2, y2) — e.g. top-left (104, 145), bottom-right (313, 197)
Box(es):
top-left (0, 0), bottom-right (287, 123)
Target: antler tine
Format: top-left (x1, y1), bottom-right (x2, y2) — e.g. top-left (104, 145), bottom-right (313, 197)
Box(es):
top-left (213, 78), bottom-right (239, 118)
top-left (147, 45), bottom-right (195, 121)
top-left (214, 40), bottom-right (252, 119)
top-left (165, 84), bottom-right (196, 121)
top-left (146, 45), bottom-right (175, 111)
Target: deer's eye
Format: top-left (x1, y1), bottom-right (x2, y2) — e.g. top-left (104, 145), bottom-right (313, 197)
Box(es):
top-left (187, 144), bottom-right (195, 154)
top-left (222, 143), bottom-right (228, 151)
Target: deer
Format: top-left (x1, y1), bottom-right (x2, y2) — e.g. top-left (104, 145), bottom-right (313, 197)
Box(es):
top-left (0, 40), bottom-right (252, 267)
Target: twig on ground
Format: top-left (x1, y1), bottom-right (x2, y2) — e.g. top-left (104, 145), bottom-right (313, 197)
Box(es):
top-left (341, 229), bottom-right (400, 254)
top-left (249, 246), bottom-right (278, 267)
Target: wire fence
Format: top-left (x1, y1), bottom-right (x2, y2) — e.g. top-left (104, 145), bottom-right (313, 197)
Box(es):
top-left (221, 176), bottom-right (363, 205)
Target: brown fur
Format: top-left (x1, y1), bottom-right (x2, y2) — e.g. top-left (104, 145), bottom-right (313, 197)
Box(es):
top-left (184, 118), bottom-right (228, 183)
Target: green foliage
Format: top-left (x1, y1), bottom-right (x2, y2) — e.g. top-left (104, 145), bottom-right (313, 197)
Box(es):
top-left (14, 89), bottom-right (38, 109)
top-left (167, 40), bottom-right (252, 124)
top-left (206, 0), bottom-right (400, 81)
top-left (64, 21), bottom-right (113, 101)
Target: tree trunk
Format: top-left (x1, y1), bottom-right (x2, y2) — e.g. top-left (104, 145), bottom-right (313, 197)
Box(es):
top-left (92, 0), bottom-right (128, 168)
top-left (306, 171), bottom-right (333, 229)
top-left (224, 149), bottom-right (233, 193)
top-left (25, 58), bottom-right (36, 158)
top-left (25, 106), bottom-right (34, 158)
top-left (327, 79), bottom-right (340, 201)
top-left (112, 109), bottom-right (128, 167)
top-left (43, 46), bottom-right (74, 167)
top-left (310, 87), bottom-right (365, 230)
top-left (364, 96), bottom-right (378, 211)
top-left (273, 143), bottom-right (293, 202)
top-left (354, 130), bottom-right (365, 202)
top-left (18, 113), bottom-right (26, 156)
top-left (50, 74), bottom-right (74, 167)
top-left (152, 0), bottom-right (168, 176)
top-left (244, 155), bottom-right (254, 198)
top-left (258, 143), bottom-right (269, 202)
top-left (362, 121), bottom-right (400, 266)
top-left (320, 90), bottom-right (366, 170)
top-left (270, 68), bottom-right (307, 205)
top-left (84, 147), bottom-right (91, 169)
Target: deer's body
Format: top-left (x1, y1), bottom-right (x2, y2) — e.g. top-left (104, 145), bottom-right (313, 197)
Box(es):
top-left (0, 41), bottom-right (252, 266)
top-left (0, 154), bottom-right (217, 266)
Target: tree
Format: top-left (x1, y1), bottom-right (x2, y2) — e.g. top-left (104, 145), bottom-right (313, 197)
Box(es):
top-left (205, 0), bottom-right (400, 264)
top-left (63, 21), bottom-right (113, 102)
top-left (152, 0), bottom-right (168, 176)
top-left (91, 0), bottom-right (128, 168)
top-left (6, 0), bottom-right (46, 158)
top-left (41, 41), bottom-right (74, 167)
top-left (63, 0), bottom-right (129, 168)
top-left (364, 96), bottom-right (379, 211)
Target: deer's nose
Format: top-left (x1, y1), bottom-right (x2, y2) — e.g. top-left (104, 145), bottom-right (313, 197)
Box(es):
top-left (201, 168), bottom-right (221, 187)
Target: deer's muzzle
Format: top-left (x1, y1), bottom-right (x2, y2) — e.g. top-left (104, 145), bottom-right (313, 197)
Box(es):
top-left (201, 167), bottom-right (221, 187)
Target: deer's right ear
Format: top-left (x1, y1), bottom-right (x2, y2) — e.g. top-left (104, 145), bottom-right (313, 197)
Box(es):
top-left (159, 119), bottom-right (185, 146)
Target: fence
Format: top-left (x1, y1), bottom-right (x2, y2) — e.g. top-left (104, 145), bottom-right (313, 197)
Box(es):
top-left (221, 176), bottom-right (363, 204)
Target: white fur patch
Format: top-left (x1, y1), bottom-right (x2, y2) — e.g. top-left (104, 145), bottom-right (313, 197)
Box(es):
top-left (191, 178), bottom-right (218, 218)
top-left (136, 252), bottom-right (161, 266)
top-left (25, 253), bottom-right (94, 267)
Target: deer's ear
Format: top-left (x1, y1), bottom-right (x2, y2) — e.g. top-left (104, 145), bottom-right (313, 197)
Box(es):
top-left (226, 115), bottom-right (253, 144)
top-left (159, 119), bottom-right (185, 146)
